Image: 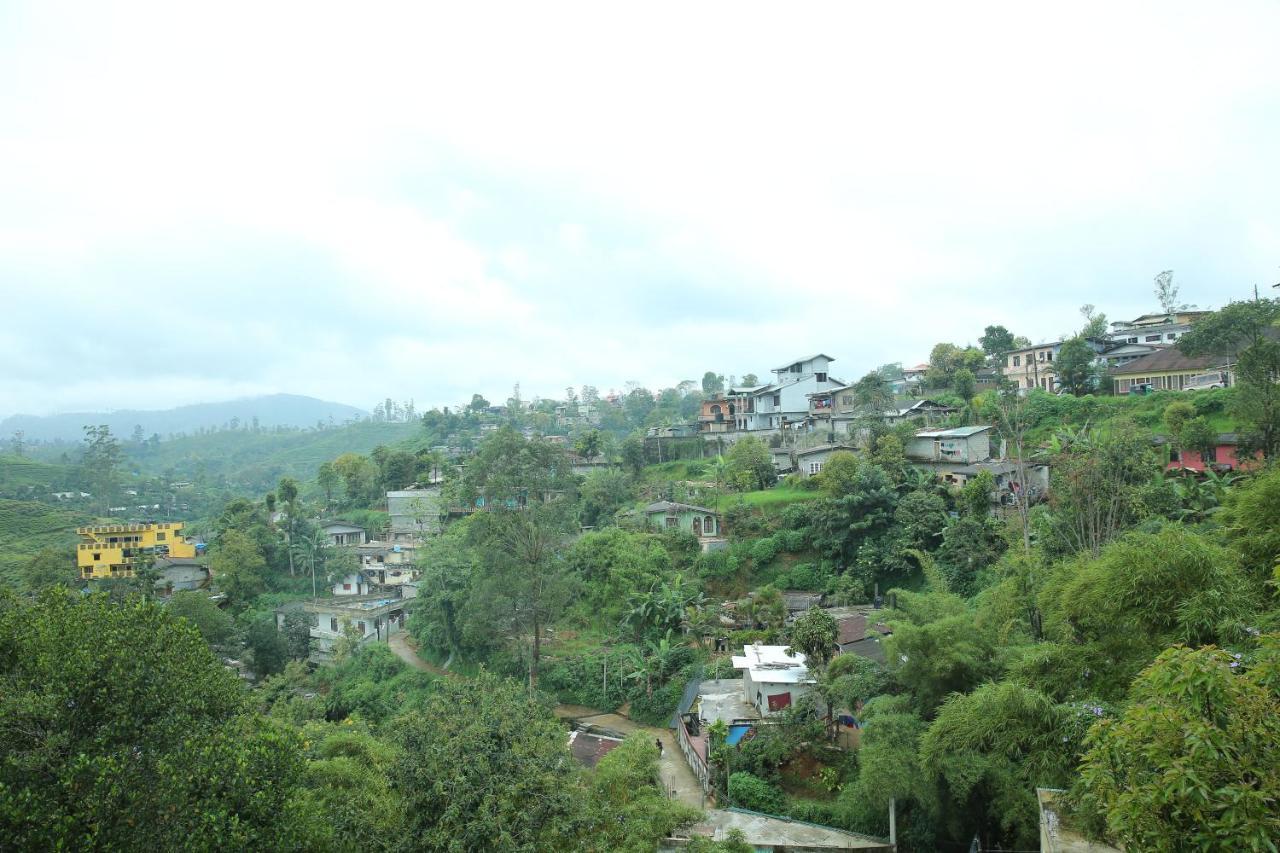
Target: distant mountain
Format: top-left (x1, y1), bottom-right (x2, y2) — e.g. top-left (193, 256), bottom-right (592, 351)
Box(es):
top-left (1, 394), bottom-right (369, 443)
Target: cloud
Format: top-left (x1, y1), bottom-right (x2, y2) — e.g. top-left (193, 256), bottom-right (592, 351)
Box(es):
top-left (1, 1), bottom-right (1278, 416)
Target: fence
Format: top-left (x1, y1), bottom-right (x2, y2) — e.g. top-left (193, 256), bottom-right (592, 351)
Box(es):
top-left (671, 668), bottom-right (713, 794)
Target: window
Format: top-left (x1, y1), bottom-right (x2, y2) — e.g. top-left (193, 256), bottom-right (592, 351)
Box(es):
top-left (1145, 335), bottom-right (1161, 342)
top-left (1012, 355), bottom-right (1021, 367)
top-left (816, 372), bottom-right (827, 382)
top-left (1167, 333), bottom-right (1178, 340)
top-left (1127, 337), bottom-right (1138, 344)
top-left (809, 462), bottom-right (824, 475)
top-left (330, 617), bottom-right (339, 632)
top-left (357, 621), bottom-right (366, 634)
top-left (1046, 351), bottom-right (1053, 362)
top-left (665, 517), bottom-right (677, 529)
top-left (156, 532), bottom-right (165, 541)
top-left (1038, 351), bottom-right (1046, 362)
top-left (342, 583), bottom-right (351, 591)
top-left (93, 553), bottom-right (101, 561)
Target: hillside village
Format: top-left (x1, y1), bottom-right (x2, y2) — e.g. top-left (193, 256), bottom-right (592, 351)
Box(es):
top-left (5, 290), bottom-right (1276, 851)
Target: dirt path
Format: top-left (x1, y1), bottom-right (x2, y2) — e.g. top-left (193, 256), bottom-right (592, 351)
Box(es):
top-left (388, 631), bottom-right (457, 678)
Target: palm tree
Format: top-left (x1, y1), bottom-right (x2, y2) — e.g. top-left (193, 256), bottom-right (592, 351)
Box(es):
top-left (291, 529), bottom-right (326, 600)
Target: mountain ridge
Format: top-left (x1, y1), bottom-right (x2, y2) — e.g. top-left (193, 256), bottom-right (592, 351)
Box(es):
top-left (1, 394), bottom-right (369, 442)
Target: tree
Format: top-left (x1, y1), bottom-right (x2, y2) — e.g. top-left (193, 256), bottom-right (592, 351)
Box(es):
top-left (740, 373), bottom-right (759, 386)
top-left (1054, 337), bottom-right (1098, 395)
top-left (9, 429), bottom-right (25, 457)
top-left (1153, 269), bottom-right (1185, 314)
top-left (1079, 303), bottom-right (1108, 339)
top-left (0, 590), bottom-right (313, 850)
top-left (1179, 416), bottom-right (1218, 464)
top-left (574, 429), bottom-right (603, 461)
top-left (1179, 297), bottom-right (1280, 457)
top-left (317, 461), bottom-right (339, 507)
top-left (952, 367), bottom-right (975, 402)
top-left (579, 735), bottom-right (701, 852)
top-left (979, 325), bottom-right (1016, 360)
top-left (620, 433), bottom-right (647, 473)
top-left (725, 436), bottom-right (776, 491)
top-left (18, 546), bottom-right (76, 592)
top-left (332, 452), bottom-right (380, 506)
top-left (701, 371), bottom-right (725, 395)
top-left (852, 371), bottom-right (894, 413)
top-left (579, 468), bottom-right (634, 528)
top-left (394, 671), bottom-right (580, 851)
top-left (302, 727), bottom-right (404, 851)
top-left (278, 476), bottom-right (300, 576)
top-left (81, 424), bottom-right (122, 513)
top-left (469, 393), bottom-right (490, 412)
top-left (246, 615), bottom-right (288, 676)
top-left (211, 529), bottom-right (267, 608)
top-left (1074, 638), bottom-right (1280, 851)
top-left (168, 590), bottom-right (234, 647)
top-left (818, 450), bottom-right (863, 497)
top-left (1162, 400), bottom-right (1195, 437)
top-left (788, 607), bottom-right (837, 673)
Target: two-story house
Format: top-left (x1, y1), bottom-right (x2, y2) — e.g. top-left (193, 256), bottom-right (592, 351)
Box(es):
top-left (1004, 343), bottom-right (1062, 392)
top-left (1107, 311), bottom-right (1209, 346)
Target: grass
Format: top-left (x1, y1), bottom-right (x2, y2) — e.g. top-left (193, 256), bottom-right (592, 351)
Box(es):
top-left (725, 485), bottom-right (823, 510)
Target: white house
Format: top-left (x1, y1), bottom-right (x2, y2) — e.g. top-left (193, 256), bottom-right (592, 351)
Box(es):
top-left (332, 572), bottom-right (371, 596)
top-left (905, 426), bottom-right (993, 464)
top-left (731, 643), bottom-right (816, 716)
top-left (319, 521), bottom-right (367, 547)
top-left (730, 354), bottom-right (844, 432)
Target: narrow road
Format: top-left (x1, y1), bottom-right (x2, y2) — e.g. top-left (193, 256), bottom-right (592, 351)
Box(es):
top-left (388, 631), bottom-right (457, 678)
top-left (389, 634), bottom-right (705, 809)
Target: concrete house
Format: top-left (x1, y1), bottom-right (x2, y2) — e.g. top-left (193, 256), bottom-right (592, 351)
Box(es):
top-left (1004, 342), bottom-right (1062, 392)
top-left (645, 501), bottom-right (721, 538)
top-left (319, 521), bottom-right (367, 547)
top-left (729, 354), bottom-right (844, 432)
top-left (731, 644), bottom-right (816, 716)
top-left (792, 444), bottom-right (857, 477)
top-left (387, 486), bottom-right (443, 540)
top-left (1107, 310), bottom-right (1209, 345)
top-left (277, 594), bottom-right (407, 664)
top-left (906, 426), bottom-right (993, 464)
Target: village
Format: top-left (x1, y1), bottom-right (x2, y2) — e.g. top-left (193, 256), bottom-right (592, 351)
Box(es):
top-left (54, 298), bottom-right (1260, 852)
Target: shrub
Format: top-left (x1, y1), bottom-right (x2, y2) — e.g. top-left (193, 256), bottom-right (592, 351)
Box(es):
top-left (750, 537), bottom-right (780, 565)
top-left (776, 529), bottom-right (808, 552)
top-left (728, 772), bottom-right (786, 814)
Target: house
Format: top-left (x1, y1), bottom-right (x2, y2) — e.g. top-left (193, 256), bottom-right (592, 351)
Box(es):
top-left (1107, 310), bottom-right (1210, 345)
top-left (1099, 341), bottom-right (1166, 369)
top-left (567, 729), bottom-right (625, 769)
top-left (901, 363), bottom-right (930, 386)
top-left (333, 572), bottom-right (372, 596)
top-left (276, 594), bottom-right (407, 663)
top-left (76, 521), bottom-right (197, 580)
top-left (792, 444), bottom-right (857, 477)
top-left (153, 556), bottom-right (211, 596)
top-left (567, 453), bottom-right (611, 476)
top-left (731, 643), bottom-right (816, 716)
top-left (938, 460), bottom-right (1050, 506)
top-left (882, 398), bottom-right (958, 426)
top-left (387, 486), bottom-right (443, 540)
top-left (645, 501), bottom-right (721, 538)
top-left (728, 354), bottom-right (844, 432)
top-left (834, 612), bottom-right (891, 663)
top-left (1004, 342), bottom-right (1062, 392)
top-left (1161, 433), bottom-right (1261, 473)
top-left (354, 542), bottom-right (419, 588)
top-left (806, 390), bottom-right (956, 436)
top-left (698, 396), bottom-right (738, 434)
top-left (906, 426), bottom-right (993, 464)
top-left (1109, 348), bottom-right (1231, 394)
top-left (319, 521), bottom-right (367, 547)
top-left (782, 591), bottom-right (823, 614)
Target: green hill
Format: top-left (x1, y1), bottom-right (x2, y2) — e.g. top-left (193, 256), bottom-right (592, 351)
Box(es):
top-left (0, 499), bottom-right (96, 584)
top-left (0, 454), bottom-right (73, 494)
top-left (126, 420), bottom-right (424, 493)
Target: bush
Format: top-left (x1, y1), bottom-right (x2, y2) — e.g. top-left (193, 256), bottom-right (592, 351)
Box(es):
top-left (776, 529), bottom-right (808, 552)
top-left (539, 648), bottom-right (634, 711)
top-left (728, 772), bottom-right (786, 814)
top-left (750, 537), bottom-right (780, 565)
top-left (628, 673), bottom-right (688, 726)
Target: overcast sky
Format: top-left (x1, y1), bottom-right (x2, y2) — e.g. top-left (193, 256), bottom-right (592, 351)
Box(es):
top-left (2, 2), bottom-right (1277, 417)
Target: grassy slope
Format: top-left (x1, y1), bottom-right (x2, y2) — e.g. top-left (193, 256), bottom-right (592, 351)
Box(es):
top-left (0, 499), bottom-right (96, 583)
top-left (0, 454), bottom-right (72, 490)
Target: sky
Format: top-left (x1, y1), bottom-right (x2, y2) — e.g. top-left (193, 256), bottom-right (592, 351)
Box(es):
top-left (2, 1), bottom-right (1278, 418)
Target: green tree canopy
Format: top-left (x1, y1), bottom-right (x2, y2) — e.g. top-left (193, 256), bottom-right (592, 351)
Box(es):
top-left (0, 590), bottom-right (313, 850)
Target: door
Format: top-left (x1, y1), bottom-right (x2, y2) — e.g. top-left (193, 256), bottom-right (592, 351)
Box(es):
top-left (693, 517), bottom-right (703, 536)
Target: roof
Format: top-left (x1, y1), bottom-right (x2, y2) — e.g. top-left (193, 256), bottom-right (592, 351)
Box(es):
top-left (567, 730), bottom-right (624, 769)
top-left (772, 353), bottom-right (836, 371)
top-left (319, 520), bottom-right (366, 532)
top-left (1108, 347), bottom-right (1226, 376)
top-left (689, 808), bottom-right (892, 850)
top-left (731, 644), bottom-right (814, 684)
top-left (836, 613), bottom-right (892, 645)
top-left (794, 444), bottom-right (855, 457)
top-left (1007, 340), bottom-right (1064, 354)
top-left (644, 500), bottom-right (716, 515)
top-left (914, 425), bottom-right (993, 438)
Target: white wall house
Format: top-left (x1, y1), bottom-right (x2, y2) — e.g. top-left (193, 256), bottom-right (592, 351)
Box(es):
top-left (332, 572), bottom-right (371, 596)
top-left (906, 426), bottom-right (992, 464)
top-left (731, 644), bottom-right (816, 716)
top-left (731, 354), bottom-right (843, 432)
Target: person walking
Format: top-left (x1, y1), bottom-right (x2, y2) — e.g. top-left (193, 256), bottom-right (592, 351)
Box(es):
top-left (655, 737), bottom-right (664, 756)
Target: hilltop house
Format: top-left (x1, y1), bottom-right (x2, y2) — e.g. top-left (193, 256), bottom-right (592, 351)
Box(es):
top-left (319, 521), bottom-right (367, 547)
top-left (645, 501), bottom-right (721, 538)
top-left (1107, 310), bottom-right (1209, 345)
top-left (728, 354), bottom-right (844, 432)
top-left (731, 644), bottom-right (816, 716)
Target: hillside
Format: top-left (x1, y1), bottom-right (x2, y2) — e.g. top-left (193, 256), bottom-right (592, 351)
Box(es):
top-left (0, 454), bottom-right (73, 494)
top-left (0, 499), bottom-right (96, 583)
top-left (126, 420), bottom-right (424, 493)
top-left (2, 394), bottom-right (369, 442)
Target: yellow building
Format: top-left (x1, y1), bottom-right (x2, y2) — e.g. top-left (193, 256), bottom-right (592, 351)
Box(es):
top-left (76, 521), bottom-right (196, 579)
